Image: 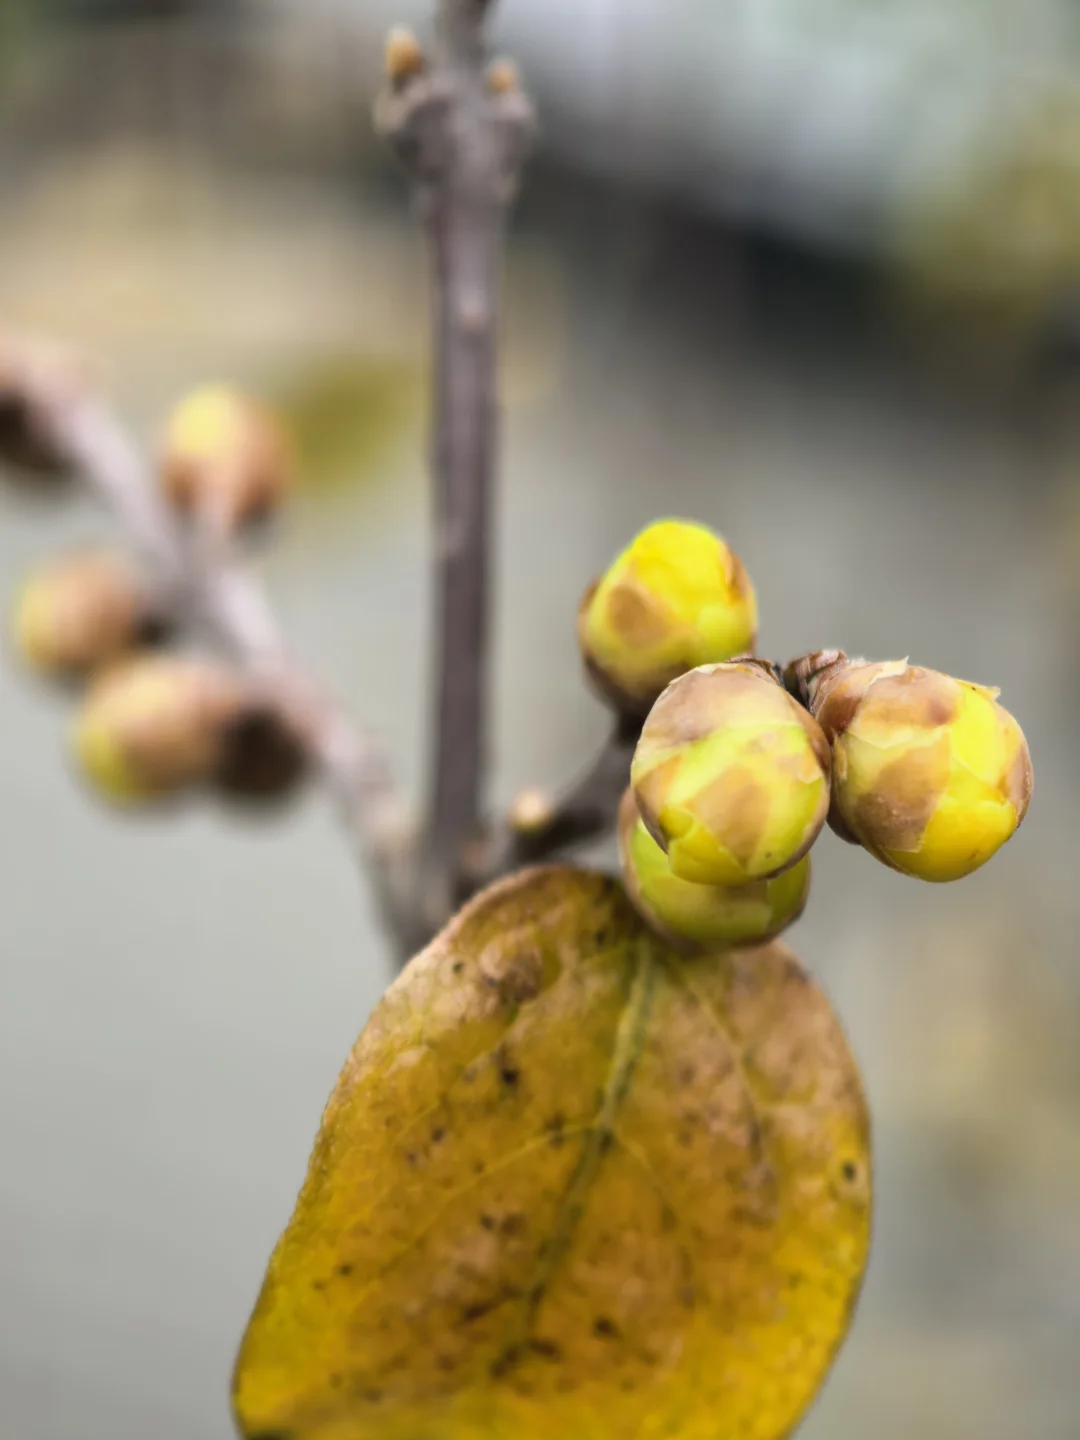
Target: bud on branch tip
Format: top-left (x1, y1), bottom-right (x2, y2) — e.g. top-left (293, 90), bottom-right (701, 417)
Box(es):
top-left (73, 656), bottom-right (247, 806)
top-left (161, 385), bottom-right (293, 534)
top-left (813, 659), bottom-right (1033, 881)
top-left (13, 551), bottom-right (162, 681)
top-left (579, 519), bottom-right (758, 717)
top-left (631, 661), bottom-right (831, 887)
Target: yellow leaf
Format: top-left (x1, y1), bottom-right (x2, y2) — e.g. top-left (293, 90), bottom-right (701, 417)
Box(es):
top-left (234, 867), bottom-right (871, 1440)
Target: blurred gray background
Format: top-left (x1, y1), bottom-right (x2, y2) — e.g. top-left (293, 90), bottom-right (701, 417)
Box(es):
top-left (1, 2), bottom-right (1079, 1437)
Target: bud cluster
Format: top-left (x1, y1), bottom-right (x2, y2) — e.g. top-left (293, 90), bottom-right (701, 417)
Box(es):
top-left (579, 522), bottom-right (1033, 952)
top-left (3, 358), bottom-right (308, 813)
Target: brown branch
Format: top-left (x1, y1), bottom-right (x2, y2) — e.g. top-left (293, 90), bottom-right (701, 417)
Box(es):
top-left (377, 5), bottom-right (535, 947)
top-left (479, 715), bottom-right (640, 882)
top-left (49, 388), bottom-right (413, 953)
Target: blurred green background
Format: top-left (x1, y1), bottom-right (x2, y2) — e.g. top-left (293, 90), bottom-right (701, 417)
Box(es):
top-left (1, 3), bottom-right (1078, 1438)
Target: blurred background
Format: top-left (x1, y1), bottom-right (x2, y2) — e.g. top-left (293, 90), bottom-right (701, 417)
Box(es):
top-left (1, 2), bottom-right (1079, 1437)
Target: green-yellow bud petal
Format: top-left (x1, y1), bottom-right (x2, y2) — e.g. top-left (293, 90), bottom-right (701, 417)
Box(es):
top-left (631, 660), bottom-right (831, 886)
top-left (815, 660), bottom-right (1033, 882)
top-left (618, 789), bottom-right (811, 951)
top-left (578, 518), bottom-right (758, 715)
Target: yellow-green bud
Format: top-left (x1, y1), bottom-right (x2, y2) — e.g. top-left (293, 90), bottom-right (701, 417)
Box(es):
top-left (73, 656), bottom-right (247, 806)
top-left (631, 660), bottom-right (831, 886)
top-left (814, 660), bottom-right (1033, 882)
top-left (160, 385), bottom-right (293, 532)
top-left (618, 789), bottom-right (810, 951)
top-left (12, 551), bottom-right (162, 680)
top-left (578, 518), bottom-right (758, 715)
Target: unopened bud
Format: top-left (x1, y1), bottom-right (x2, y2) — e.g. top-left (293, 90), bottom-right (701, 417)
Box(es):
top-left (385, 26), bottom-right (426, 89)
top-left (487, 59), bottom-right (521, 96)
top-left (618, 789), bottom-right (810, 951)
top-left (578, 519), bottom-right (758, 716)
top-left (814, 659), bottom-right (1033, 881)
top-left (12, 551), bottom-right (164, 680)
top-left (161, 385), bottom-right (293, 533)
top-left (73, 656), bottom-right (247, 806)
top-left (631, 660), bottom-right (831, 886)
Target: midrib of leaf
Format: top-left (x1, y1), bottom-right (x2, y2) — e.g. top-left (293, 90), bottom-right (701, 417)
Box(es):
top-left (492, 937), bottom-right (658, 1373)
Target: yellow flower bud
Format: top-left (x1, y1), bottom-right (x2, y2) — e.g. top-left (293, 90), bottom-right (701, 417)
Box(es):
top-left (161, 385), bottom-right (293, 532)
top-left (815, 660), bottom-right (1033, 882)
top-left (73, 656), bottom-right (246, 806)
top-left (631, 660), bottom-right (831, 886)
top-left (578, 518), bottom-right (758, 715)
top-left (12, 551), bottom-right (161, 680)
top-left (618, 789), bottom-right (810, 951)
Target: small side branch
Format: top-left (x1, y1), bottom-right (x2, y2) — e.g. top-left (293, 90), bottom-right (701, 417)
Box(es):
top-left (49, 387), bottom-right (413, 951)
top-left (482, 716), bottom-right (641, 881)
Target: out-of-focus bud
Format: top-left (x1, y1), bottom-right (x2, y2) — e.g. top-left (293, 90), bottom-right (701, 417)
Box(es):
top-left (487, 59), bottom-right (521, 96)
top-left (814, 659), bottom-right (1033, 881)
top-left (578, 519), bottom-right (758, 715)
top-left (12, 551), bottom-right (165, 681)
top-left (618, 789), bottom-right (810, 952)
top-left (509, 785), bottom-right (556, 836)
top-left (160, 386), bottom-right (293, 533)
top-left (385, 26), bottom-right (427, 89)
top-left (631, 660), bottom-right (831, 886)
top-left (73, 656), bottom-right (247, 806)
top-left (0, 334), bottom-right (88, 483)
